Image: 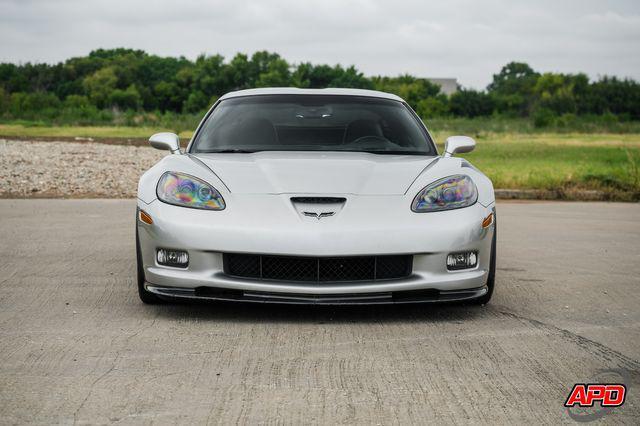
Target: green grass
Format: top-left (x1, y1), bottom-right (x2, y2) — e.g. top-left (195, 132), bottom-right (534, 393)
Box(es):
top-left (1, 123), bottom-right (640, 198)
top-left (426, 116), bottom-right (640, 135)
top-left (0, 123), bottom-right (193, 139)
top-left (432, 132), bottom-right (640, 196)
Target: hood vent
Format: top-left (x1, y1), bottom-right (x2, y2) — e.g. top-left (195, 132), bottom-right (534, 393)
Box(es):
top-left (290, 197), bottom-right (346, 204)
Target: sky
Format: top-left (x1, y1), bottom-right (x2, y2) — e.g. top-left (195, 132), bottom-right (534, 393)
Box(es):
top-left (1, 0), bottom-right (639, 89)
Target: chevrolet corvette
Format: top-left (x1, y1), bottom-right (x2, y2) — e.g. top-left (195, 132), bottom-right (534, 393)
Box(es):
top-left (136, 88), bottom-right (496, 304)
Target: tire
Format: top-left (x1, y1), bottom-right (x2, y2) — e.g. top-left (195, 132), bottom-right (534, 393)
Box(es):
top-left (136, 212), bottom-right (163, 304)
top-left (469, 214), bottom-right (496, 305)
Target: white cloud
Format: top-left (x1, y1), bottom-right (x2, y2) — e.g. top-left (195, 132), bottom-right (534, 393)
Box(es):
top-left (0, 0), bottom-right (638, 88)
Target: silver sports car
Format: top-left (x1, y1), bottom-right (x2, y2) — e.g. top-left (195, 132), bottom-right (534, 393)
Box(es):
top-left (136, 88), bottom-right (496, 305)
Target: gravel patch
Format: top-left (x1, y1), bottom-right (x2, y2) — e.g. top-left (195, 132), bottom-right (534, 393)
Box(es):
top-left (0, 139), bottom-right (165, 198)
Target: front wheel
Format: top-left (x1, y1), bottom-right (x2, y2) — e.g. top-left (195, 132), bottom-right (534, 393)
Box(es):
top-left (469, 215), bottom-right (496, 305)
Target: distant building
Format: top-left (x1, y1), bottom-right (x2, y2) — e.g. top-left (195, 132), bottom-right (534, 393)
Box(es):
top-left (426, 78), bottom-right (458, 96)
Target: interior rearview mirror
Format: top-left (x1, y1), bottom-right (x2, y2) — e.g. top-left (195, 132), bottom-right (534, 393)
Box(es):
top-left (149, 132), bottom-right (181, 154)
top-left (443, 136), bottom-right (475, 157)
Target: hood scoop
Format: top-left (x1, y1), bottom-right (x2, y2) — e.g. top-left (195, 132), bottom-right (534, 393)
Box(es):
top-left (291, 197), bottom-right (346, 220)
top-left (290, 197), bottom-right (347, 204)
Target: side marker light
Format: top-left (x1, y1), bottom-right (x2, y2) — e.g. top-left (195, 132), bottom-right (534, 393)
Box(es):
top-left (139, 210), bottom-right (153, 225)
top-left (482, 213), bottom-right (493, 228)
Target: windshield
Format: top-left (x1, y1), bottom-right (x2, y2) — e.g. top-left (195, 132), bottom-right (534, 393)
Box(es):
top-left (190, 95), bottom-right (436, 155)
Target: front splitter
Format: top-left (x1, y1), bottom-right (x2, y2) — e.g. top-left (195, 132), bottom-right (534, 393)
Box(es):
top-left (145, 283), bottom-right (488, 305)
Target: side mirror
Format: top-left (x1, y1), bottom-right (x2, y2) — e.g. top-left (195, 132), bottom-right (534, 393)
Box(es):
top-left (443, 136), bottom-right (475, 157)
top-left (149, 132), bottom-right (181, 154)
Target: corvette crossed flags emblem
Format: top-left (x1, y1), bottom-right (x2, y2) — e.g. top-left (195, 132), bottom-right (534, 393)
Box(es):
top-left (302, 211), bottom-right (335, 220)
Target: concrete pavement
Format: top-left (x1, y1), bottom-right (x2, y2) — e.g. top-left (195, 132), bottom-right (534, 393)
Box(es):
top-left (0, 200), bottom-right (638, 424)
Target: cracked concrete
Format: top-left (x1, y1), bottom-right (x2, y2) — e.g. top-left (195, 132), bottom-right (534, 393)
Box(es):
top-left (0, 200), bottom-right (638, 424)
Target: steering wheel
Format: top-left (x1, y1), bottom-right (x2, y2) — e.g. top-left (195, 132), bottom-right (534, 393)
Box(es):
top-left (348, 135), bottom-right (388, 145)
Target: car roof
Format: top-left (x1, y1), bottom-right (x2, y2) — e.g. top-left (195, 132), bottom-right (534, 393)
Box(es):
top-left (219, 87), bottom-right (404, 102)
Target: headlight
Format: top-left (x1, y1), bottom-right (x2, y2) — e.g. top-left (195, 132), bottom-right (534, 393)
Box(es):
top-left (411, 175), bottom-right (477, 212)
top-left (157, 172), bottom-right (225, 210)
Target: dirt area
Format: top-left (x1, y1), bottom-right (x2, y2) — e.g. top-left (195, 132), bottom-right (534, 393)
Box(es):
top-left (0, 139), bottom-right (164, 198)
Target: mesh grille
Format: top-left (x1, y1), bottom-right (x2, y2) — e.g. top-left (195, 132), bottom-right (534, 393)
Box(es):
top-left (262, 256), bottom-right (317, 281)
top-left (224, 254), bottom-right (412, 283)
top-left (376, 255), bottom-right (413, 279)
top-left (320, 257), bottom-right (375, 281)
top-left (225, 253), bottom-right (260, 278)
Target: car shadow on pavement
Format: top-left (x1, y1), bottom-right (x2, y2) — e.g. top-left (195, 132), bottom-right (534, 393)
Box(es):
top-left (146, 299), bottom-right (492, 324)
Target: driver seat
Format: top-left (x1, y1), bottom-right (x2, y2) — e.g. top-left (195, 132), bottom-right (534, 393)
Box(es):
top-left (343, 119), bottom-right (384, 144)
top-left (231, 118), bottom-right (278, 147)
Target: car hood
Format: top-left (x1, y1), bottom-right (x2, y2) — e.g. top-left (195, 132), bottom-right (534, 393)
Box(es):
top-left (193, 151), bottom-right (438, 195)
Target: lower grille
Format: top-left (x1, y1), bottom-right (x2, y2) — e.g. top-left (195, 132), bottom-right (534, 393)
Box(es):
top-left (223, 253), bottom-right (412, 283)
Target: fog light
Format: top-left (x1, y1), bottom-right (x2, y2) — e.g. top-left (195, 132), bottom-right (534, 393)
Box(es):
top-left (157, 248), bottom-right (189, 268)
top-left (447, 251), bottom-right (477, 270)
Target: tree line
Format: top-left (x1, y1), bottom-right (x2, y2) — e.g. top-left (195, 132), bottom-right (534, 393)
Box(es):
top-left (1, 48), bottom-right (638, 126)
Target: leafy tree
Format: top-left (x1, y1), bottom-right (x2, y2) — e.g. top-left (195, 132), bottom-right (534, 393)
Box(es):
top-left (416, 96), bottom-right (449, 118)
top-left (292, 63), bottom-right (372, 89)
top-left (224, 54), bottom-right (253, 91)
top-left (449, 89), bottom-right (494, 117)
top-left (192, 54), bottom-right (228, 97)
top-left (9, 91), bottom-right (60, 115)
top-left (329, 65), bottom-right (373, 89)
top-left (255, 57), bottom-right (291, 87)
top-left (63, 94), bottom-right (92, 109)
top-left (488, 62), bottom-right (539, 115)
top-left (0, 87), bottom-right (9, 113)
top-left (532, 73), bottom-right (577, 114)
top-left (292, 63), bottom-right (333, 88)
top-left (372, 75), bottom-right (441, 110)
top-left (249, 51), bottom-right (284, 82)
top-left (108, 85), bottom-right (141, 110)
top-left (1, 49), bottom-right (639, 122)
top-left (489, 62), bottom-right (538, 93)
top-left (82, 67), bottom-right (118, 108)
top-left (0, 63), bottom-right (26, 92)
top-left (532, 107), bottom-right (555, 128)
top-left (584, 76), bottom-right (640, 119)
top-left (183, 91), bottom-right (209, 113)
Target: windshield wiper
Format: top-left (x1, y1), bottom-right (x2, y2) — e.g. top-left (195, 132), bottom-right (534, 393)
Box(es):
top-left (361, 150), bottom-right (428, 155)
top-left (196, 148), bottom-right (428, 155)
top-left (198, 149), bottom-right (259, 153)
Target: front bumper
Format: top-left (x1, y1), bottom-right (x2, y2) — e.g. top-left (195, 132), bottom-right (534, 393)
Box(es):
top-left (137, 194), bottom-right (495, 303)
top-left (145, 283), bottom-right (488, 305)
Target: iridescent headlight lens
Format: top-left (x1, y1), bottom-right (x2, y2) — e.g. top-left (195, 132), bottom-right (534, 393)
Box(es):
top-left (412, 175), bottom-right (478, 212)
top-left (157, 172), bottom-right (225, 210)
